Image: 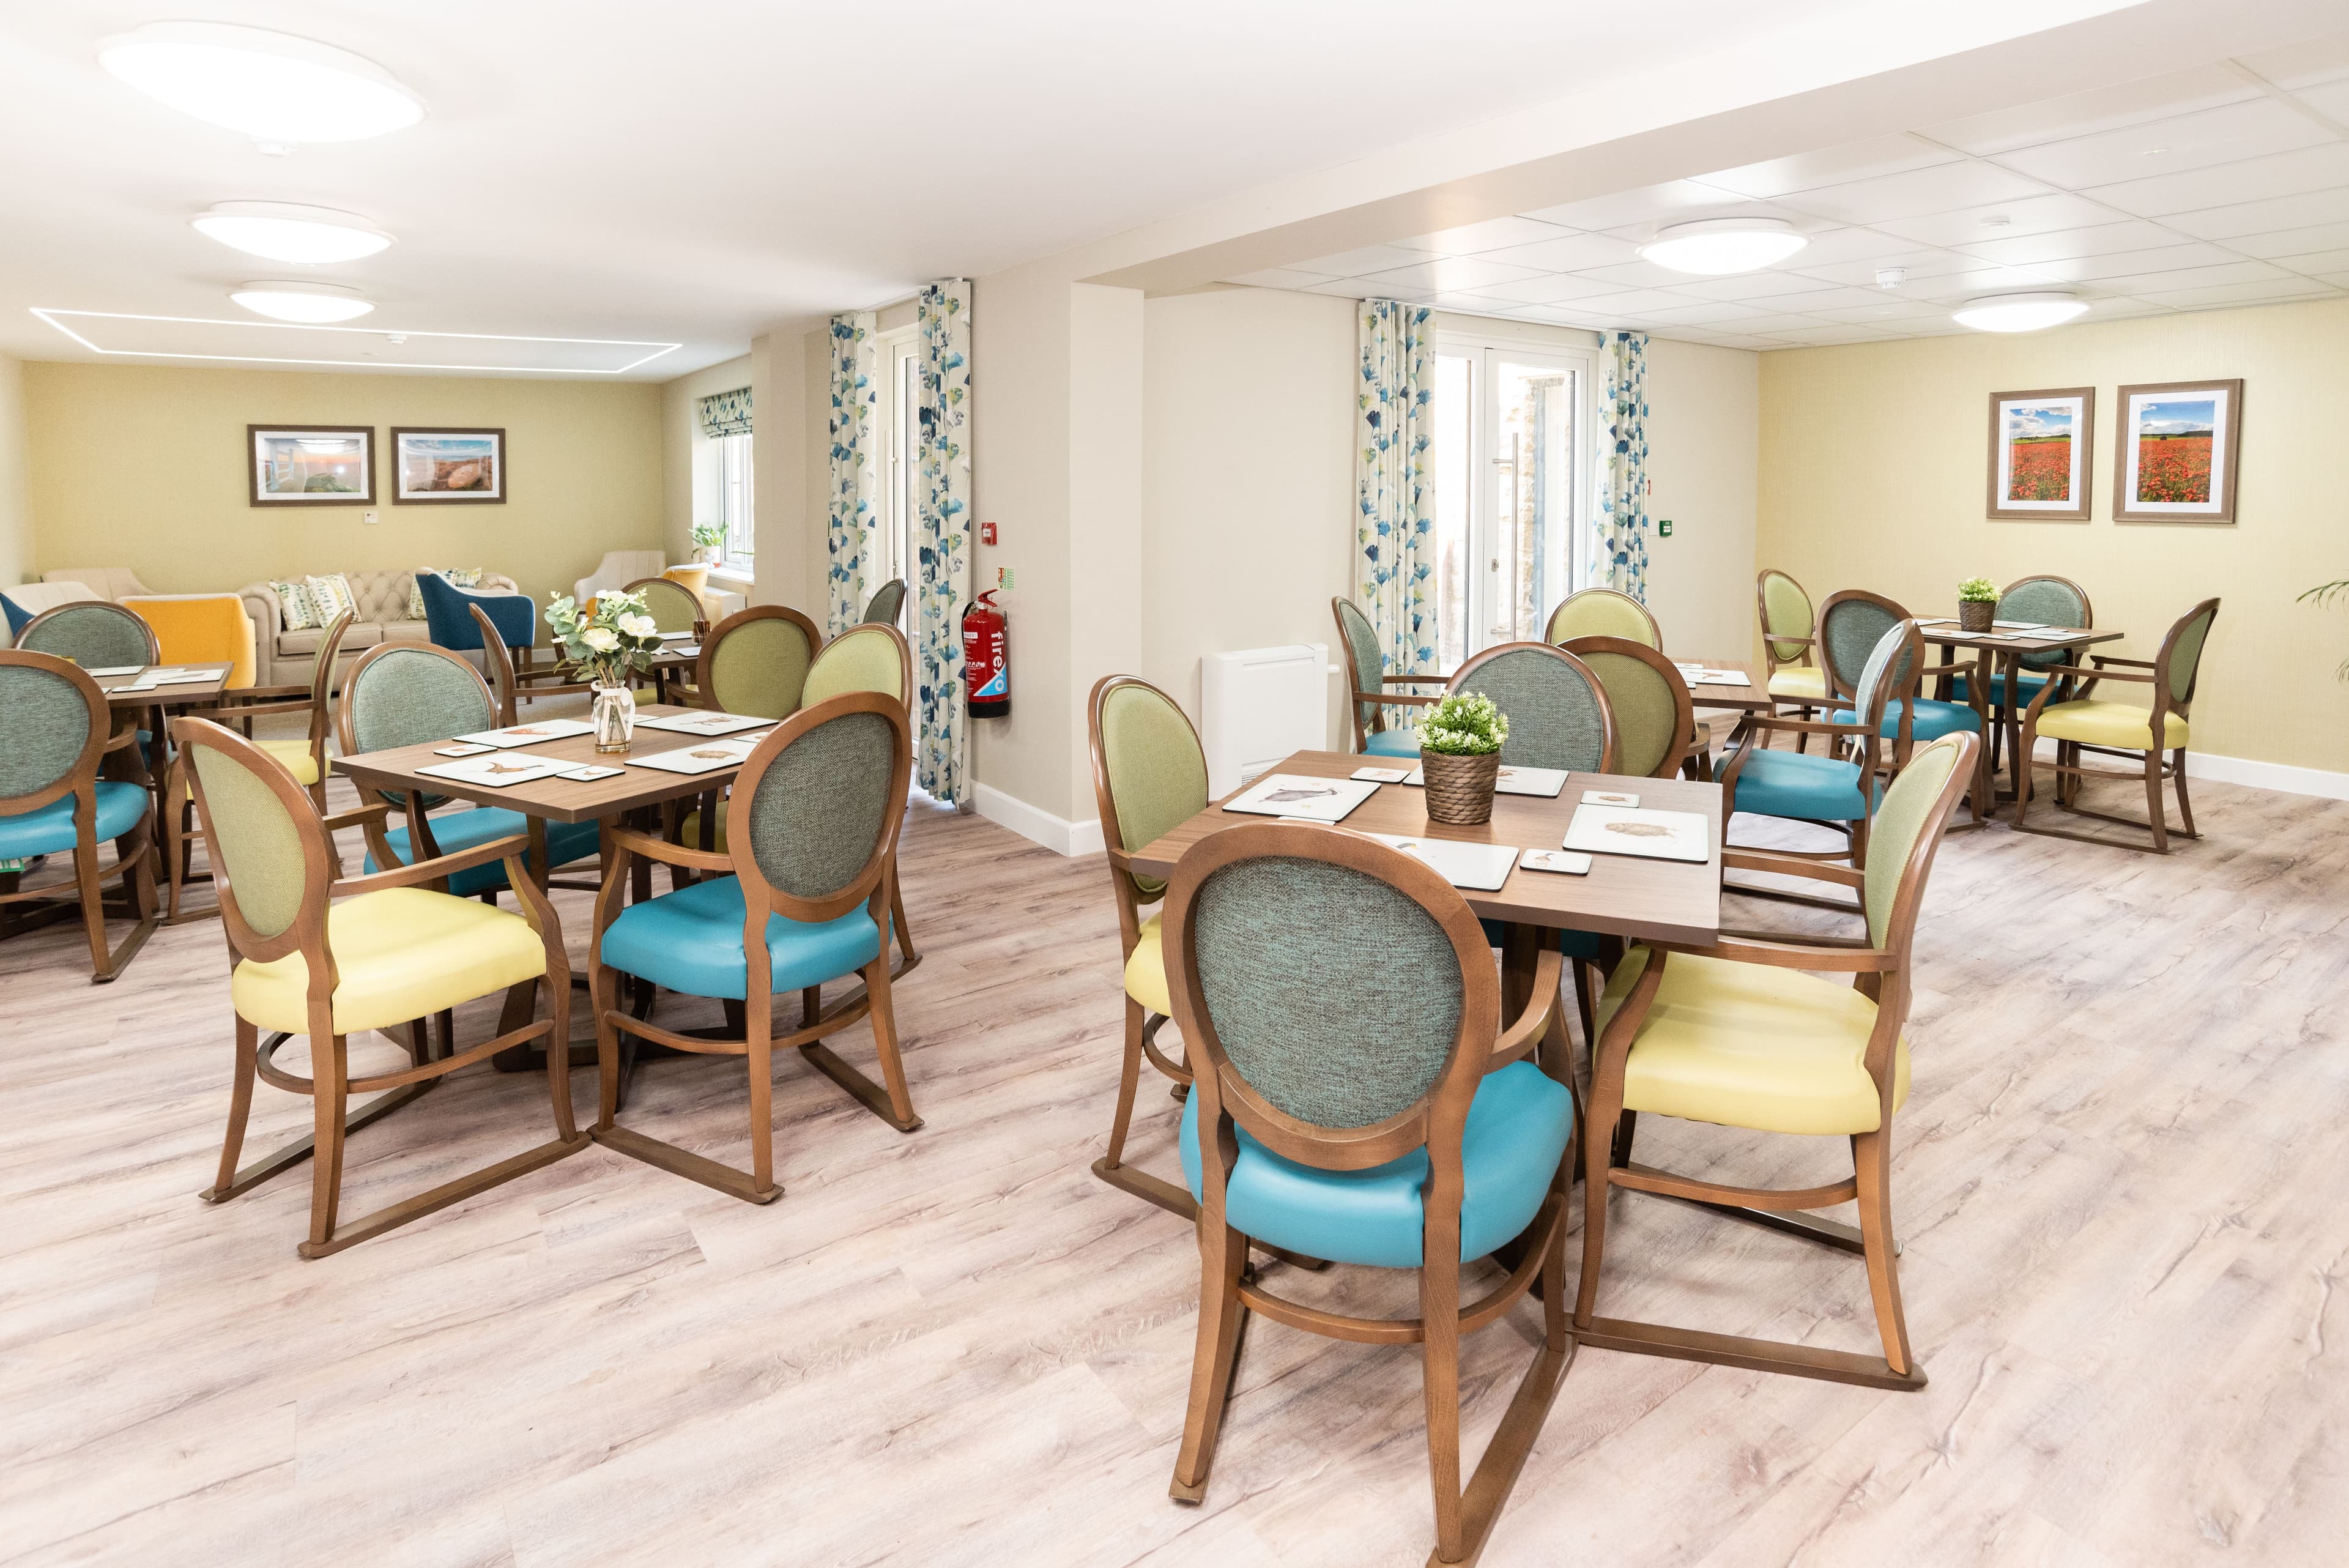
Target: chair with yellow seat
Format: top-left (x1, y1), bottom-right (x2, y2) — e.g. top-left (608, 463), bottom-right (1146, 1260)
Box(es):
top-left (1544, 585), bottom-right (1661, 648)
top-left (1332, 596), bottom-right (1444, 757)
top-left (174, 715), bottom-right (581, 1258)
top-left (1575, 729), bottom-right (1980, 1391)
top-left (1756, 569), bottom-right (1827, 734)
top-left (2013, 598), bottom-right (2218, 854)
top-left (659, 563), bottom-right (713, 612)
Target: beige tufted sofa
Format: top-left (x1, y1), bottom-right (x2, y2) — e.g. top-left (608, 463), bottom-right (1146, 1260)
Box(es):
top-left (238, 569), bottom-right (520, 688)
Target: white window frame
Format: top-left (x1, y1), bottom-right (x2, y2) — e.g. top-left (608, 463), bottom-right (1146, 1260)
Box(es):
top-left (867, 325), bottom-right (920, 616)
top-left (713, 429), bottom-right (755, 570)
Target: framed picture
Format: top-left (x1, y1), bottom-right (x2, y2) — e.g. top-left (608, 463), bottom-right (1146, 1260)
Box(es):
top-left (1986, 387), bottom-right (2093, 521)
top-left (2113, 379), bottom-right (2242, 524)
top-left (248, 425), bottom-right (374, 506)
top-left (391, 427), bottom-right (506, 503)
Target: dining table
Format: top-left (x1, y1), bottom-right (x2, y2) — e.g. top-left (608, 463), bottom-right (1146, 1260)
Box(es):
top-left (1917, 620), bottom-right (2124, 797)
top-left (92, 660), bottom-right (236, 822)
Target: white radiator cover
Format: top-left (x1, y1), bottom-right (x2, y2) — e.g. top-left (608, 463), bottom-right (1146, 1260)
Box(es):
top-left (1200, 642), bottom-right (1329, 798)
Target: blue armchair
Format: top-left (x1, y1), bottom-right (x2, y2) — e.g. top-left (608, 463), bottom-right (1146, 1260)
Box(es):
top-left (416, 570), bottom-right (535, 660)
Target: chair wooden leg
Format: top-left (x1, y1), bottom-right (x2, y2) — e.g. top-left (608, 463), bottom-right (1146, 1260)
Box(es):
top-left (166, 787), bottom-right (188, 923)
top-left (862, 953), bottom-right (918, 1128)
top-left (206, 1016), bottom-right (261, 1201)
top-left (1573, 1066), bottom-right (1626, 1328)
top-left (541, 976), bottom-right (577, 1143)
top-left (744, 998), bottom-right (779, 1202)
top-left (593, 964), bottom-right (623, 1132)
top-left (1569, 961), bottom-right (1597, 1061)
top-left (2172, 748), bottom-right (2197, 838)
top-left (2144, 748), bottom-right (2170, 854)
top-left (1168, 1216), bottom-right (1248, 1503)
top-left (2011, 718), bottom-right (2039, 829)
top-left (1610, 1109), bottom-right (1638, 1170)
top-left (888, 862), bottom-right (921, 977)
top-left (1850, 1129), bottom-right (1913, 1377)
top-left (305, 1036), bottom-right (349, 1254)
top-left (73, 836), bottom-right (109, 979)
top-left (1420, 1222), bottom-right (1466, 1562)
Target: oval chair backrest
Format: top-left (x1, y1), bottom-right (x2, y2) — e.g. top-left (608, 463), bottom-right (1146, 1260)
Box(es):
top-left (1559, 636), bottom-right (1690, 780)
top-left (1448, 642), bottom-right (1616, 773)
top-left (1817, 590), bottom-right (1910, 699)
top-left (17, 601), bottom-right (159, 671)
top-left (702, 606), bottom-right (819, 719)
top-left (0, 651), bottom-right (107, 811)
top-left (1332, 596), bottom-right (1387, 738)
top-left (2160, 598), bottom-right (2221, 710)
top-left (179, 718), bottom-right (325, 946)
top-left (802, 622), bottom-right (910, 708)
top-left (1757, 570), bottom-right (1814, 669)
top-left (338, 642), bottom-right (497, 757)
top-left (1545, 587), bottom-right (1660, 650)
top-left (1860, 730), bottom-right (1976, 953)
top-left (730, 692), bottom-right (911, 919)
top-left (862, 579), bottom-right (908, 625)
top-left (1850, 619), bottom-right (1923, 735)
top-left (1996, 576), bottom-right (2091, 672)
top-left (1090, 676), bottom-right (1209, 901)
top-left (624, 576), bottom-right (703, 636)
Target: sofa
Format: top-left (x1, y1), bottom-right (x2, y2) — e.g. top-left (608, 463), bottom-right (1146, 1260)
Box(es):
top-left (239, 569), bottom-right (521, 688)
top-left (43, 566), bottom-right (156, 601)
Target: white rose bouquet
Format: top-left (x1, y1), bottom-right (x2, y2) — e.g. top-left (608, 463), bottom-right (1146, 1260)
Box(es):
top-left (546, 589), bottom-right (664, 687)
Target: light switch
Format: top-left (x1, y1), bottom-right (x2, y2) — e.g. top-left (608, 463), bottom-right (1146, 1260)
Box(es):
top-left (363, 510), bottom-right (379, 525)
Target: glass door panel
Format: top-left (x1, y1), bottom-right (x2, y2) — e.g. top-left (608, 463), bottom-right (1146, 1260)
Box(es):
top-left (1489, 358), bottom-right (1575, 645)
top-left (1431, 352), bottom-right (1474, 673)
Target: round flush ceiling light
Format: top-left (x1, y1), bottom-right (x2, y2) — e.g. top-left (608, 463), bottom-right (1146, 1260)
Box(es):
top-left (231, 280), bottom-right (375, 323)
top-left (1951, 291), bottom-right (2089, 333)
top-left (98, 22), bottom-right (423, 143)
top-left (192, 201), bottom-right (393, 264)
top-left (1639, 217), bottom-right (1808, 275)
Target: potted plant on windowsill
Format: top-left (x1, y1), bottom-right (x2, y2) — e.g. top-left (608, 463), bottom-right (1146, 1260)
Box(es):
top-left (1416, 691), bottom-right (1509, 825)
top-left (1958, 576), bottom-right (1998, 633)
top-left (546, 588), bottom-right (664, 752)
top-left (691, 522), bottom-right (725, 565)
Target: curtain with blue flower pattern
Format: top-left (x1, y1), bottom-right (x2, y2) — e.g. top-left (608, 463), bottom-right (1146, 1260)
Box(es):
top-left (825, 311), bottom-right (878, 634)
top-left (916, 280), bottom-right (973, 806)
top-left (1592, 330), bottom-right (1650, 600)
top-left (696, 386), bottom-right (752, 440)
top-left (1354, 300), bottom-right (1438, 684)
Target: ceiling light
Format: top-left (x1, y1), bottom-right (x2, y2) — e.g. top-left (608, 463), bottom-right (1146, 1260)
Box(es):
top-left (98, 21), bottom-right (423, 143)
top-left (231, 280), bottom-right (374, 323)
top-left (192, 202), bottom-right (393, 264)
top-left (1639, 218), bottom-right (1808, 275)
top-left (1952, 292), bottom-right (2089, 333)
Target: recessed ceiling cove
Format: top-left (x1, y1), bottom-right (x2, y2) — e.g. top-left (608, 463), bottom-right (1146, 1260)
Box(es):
top-left (31, 310), bottom-right (680, 375)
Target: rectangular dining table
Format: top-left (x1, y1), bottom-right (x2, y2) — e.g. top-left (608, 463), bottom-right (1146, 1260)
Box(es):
top-left (1919, 622), bottom-right (2124, 797)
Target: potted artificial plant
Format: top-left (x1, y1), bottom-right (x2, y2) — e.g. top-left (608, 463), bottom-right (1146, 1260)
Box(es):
top-left (1958, 576), bottom-right (1998, 633)
top-left (691, 522), bottom-right (725, 565)
top-left (546, 588), bottom-right (665, 752)
top-left (1416, 691), bottom-right (1509, 825)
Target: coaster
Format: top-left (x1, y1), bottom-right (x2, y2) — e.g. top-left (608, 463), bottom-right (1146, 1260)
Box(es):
top-left (1522, 849), bottom-right (1592, 875)
top-left (1582, 789), bottom-right (1639, 807)
top-left (434, 743), bottom-right (494, 757)
top-left (560, 765), bottom-right (623, 781)
top-left (1350, 766), bottom-right (1412, 783)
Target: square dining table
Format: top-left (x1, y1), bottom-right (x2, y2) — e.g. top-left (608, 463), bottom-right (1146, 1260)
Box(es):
top-left (1917, 622), bottom-right (2124, 797)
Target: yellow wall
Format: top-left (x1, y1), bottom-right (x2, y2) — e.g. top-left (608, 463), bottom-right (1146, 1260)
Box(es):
top-left (659, 352), bottom-right (754, 568)
top-left (1759, 297), bottom-right (2349, 776)
top-left (22, 362), bottom-right (661, 608)
top-left (0, 351), bottom-right (28, 590)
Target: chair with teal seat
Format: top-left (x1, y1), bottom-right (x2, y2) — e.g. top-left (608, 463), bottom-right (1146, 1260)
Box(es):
top-left (1819, 589), bottom-right (1989, 824)
top-left (1718, 618), bottom-right (1920, 866)
top-left (1332, 596), bottom-right (1444, 757)
top-left (1576, 730), bottom-right (1978, 1391)
top-left (175, 715), bottom-right (581, 1258)
top-left (1756, 568), bottom-right (1826, 745)
top-left (2014, 597), bottom-right (2218, 855)
top-left (1544, 585), bottom-right (1660, 648)
top-left (1161, 820), bottom-right (1572, 1564)
top-left (336, 642), bottom-right (601, 899)
top-left (590, 690), bottom-right (919, 1204)
top-left (0, 650), bottom-right (158, 982)
top-left (861, 578), bottom-right (907, 626)
top-left (1945, 575), bottom-right (2091, 774)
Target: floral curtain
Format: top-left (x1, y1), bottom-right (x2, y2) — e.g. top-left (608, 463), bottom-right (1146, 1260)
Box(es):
top-left (696, 386), bottom-right (752, 440)
top-left (1354, 300), bottom-right (1438, 680)
top-left (825, 311), bottom-right (879, 634)
top-left (916, 280), bottom-right (973, 806)
top-left (1592, 330), bottom-right (1650, 600)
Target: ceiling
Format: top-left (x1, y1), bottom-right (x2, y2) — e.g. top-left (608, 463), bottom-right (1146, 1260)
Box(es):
top-left (1234, 34), bottom-right (2349, 348)
top-left (0, 0), bottom-right (1878, 379)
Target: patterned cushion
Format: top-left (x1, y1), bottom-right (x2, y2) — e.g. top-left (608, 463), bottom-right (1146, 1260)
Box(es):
top-left (269, 579), bottom-right (322, 631)
top-left (408, 568), bottom-right (483, 621)
top-left (305, 573), bottom-right (357, 626)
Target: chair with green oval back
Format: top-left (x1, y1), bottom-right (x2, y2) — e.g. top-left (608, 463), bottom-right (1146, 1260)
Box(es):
top-left (1756, 569), bottom-right (1825, 746)
top-left (1446, 641), bottom-right (1617, 775)
top-left (336, 642), bottom-right (601, 901)
top-left (1160, 821), bottom-right (1573, 1564)
top-left (1543, 585), bottom-right (1661, 649)
top-left (623, 574), bottom-right (708, 704)
top-left (861, 578), bottom-right (907, 626)
top-left (17, 599), bottom-right (166, 780)
top-left (2013, 597), bottom-right (2219, 855)
top-left (1945, 574), bottom-right (2091, 776)
top-left (0, 650), bottom-right (158, 982)
top-left (174, 714), bottom-right (581, 1258)
top-left (1332, 596), bottom-right (1444, 757)
top-left (589, 691), bottom-right (919, 1203)
top-left (1818, 589), bottom-right (1989, 826)
top-left (1577, 729), bottom-right (1979, 1392)
top-left (670, 605), bottom-right (827, 879)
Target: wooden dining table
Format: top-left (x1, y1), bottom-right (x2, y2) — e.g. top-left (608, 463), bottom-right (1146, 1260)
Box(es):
top-left (1918, 621), bottom-right (2124, 796)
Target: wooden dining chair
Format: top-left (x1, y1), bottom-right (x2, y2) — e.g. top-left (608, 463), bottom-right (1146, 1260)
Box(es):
top-left (15, 600), bottom-right (160, 670)
top-left (1545, 585), bottom-right (1661, 648)
top-left (1160, 821), bottom-right (1573, 1564)
top-left (1946, 575), bottom-right (2093, 774)
top-left (623, 575), bottom-right (708, 704)
top-left (1332, 596), bottom-right (1444, 757)
top-left (1447, 641), bottom-right (1618, 773)
top-left (2013, 598), bottom-right (2219, 854)
top-left (176, 715), bottom-right (581, 1258)
top-left (0, 650), bottom-right (158, 982)
top-left (861, 578), bottom-right (908, 625)
top-left (1756, 569), bottom-right (1824, 747)
top-left (1818, 590), bottom-right (1989, 824)
top-left (1560, 634), bottom-right (1698, 781)
top-left (588, 691), bottom-right (919, 1203)
top-left (694, 604), bottom-right (823, 719)
top-left (1718, 619), bottom-right (1920, 868)
top-left (1576, 730), bottom-right (1978, 1391)
top-left (471, 603), bottom-right (596, 727)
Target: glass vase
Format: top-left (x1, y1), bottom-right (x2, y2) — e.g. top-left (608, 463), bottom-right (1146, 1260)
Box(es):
top-left (592, 682), bottom-right (637, 754)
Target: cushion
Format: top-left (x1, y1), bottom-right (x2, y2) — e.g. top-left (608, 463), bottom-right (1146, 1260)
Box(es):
top-left (1598, 946), bottom-right (1909, 1137)
top-left (409, 568), bottom-right (483, 622)
top-left (180, 738), bottom-right (325, 797)
top-left (2035, 699), bottom-right (2189, 751)
top-left (365, 808), bottom-right (599, 898)
top-left (677, 801), bottom-right (729, 853)
top-left (1767, 666), bottom-right (1827, 701)
top-left (278, 621), bottom-right (384, 657)
top-left (1726, 746), bottom-right (1880, 823)
top-left (229, 886), bottom-right (548, 1035)
top-left (1177, 1060), bottom-right (1572, 1268)
top-left (269, 579), bottom-right (322, 631)
top-left (0, 781), bottom-right (149, 858)
top-left (598, 872), bottom-right (885, 1001)
top-left (305, 573), bottom-right (358, 626)
top-left (1948, 671), bottom-right (2047, 708)
top-left (1125, 910), bottom-right (1170, 1014)
top-left (124, 595), bottom-right (258, 689)
top-left (1363, 727), bottom-right (1420, 758)
top-left (1830, 698), bottom-right (1981, 742)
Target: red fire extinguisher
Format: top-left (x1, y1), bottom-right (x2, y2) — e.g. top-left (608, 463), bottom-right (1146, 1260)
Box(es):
top-left (962, 589), bottom-right (1011, 718)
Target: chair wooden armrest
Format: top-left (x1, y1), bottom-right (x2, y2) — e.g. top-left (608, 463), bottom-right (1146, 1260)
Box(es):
top-left (1734, 713), bottom-right (1854, 738)
top-left (320, 803), bottom-right (391, 835)
top-left (1722, 848), bottom-right (1866, 888)
top-left (1380, 674), bottom-right (1450, 685)
top-left (1361, 689), bottom-right (1439, 708)
top-left (330, 832), bottom-right (530, 897)
top-left (1719, 925), bottom-right (1872, 948)
top-left (218, 680), bottom-right (314, 704)
top-left (608, 825), bottom-right (731, 874)
top-left (103, 727), bottom-right (144, 753)
top-left (2091, 654), bottom-right (2156, 669)
top-left (1655, 935), bottom-right (1895, 973)
top-left (198, 694), bottom-right (317, 721)
top-left (2039, 663), bottom-right (2150, 684)
top-left (1488, 947), bottom-right (1563, 1068)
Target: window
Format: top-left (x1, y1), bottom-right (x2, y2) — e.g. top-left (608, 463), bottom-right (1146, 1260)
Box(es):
top-left (865, 329), bottom-right (919, 623)
top-left (1427, 332), bottom-right (1594, 667)
top-left (714, 431), bottom-right (754, 568)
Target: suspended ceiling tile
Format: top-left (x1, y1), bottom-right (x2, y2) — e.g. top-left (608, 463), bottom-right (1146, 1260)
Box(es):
top-left (2295, 78), bottom-right (2349, 122)
top-left (1668, 270), bottom-right (1847, 300)
top-left (1904, 266), bottom-right (2098, 303)
top-left (2314, 270), bottom-right (2349, 289)
top-left (2090, 258), bottom-right (2294, 294)
top-left (1803, 299), bottom-right (1957, 324)
top-left (2133, 277), bottom-right (2341, 308)
top-left (1873, 191), bottom-right (2125, 247)
top-left (1790, 248), bottom-right (2016, 287)
top-left (2269, 246), bottom-right (2349, 274)
top-left (1773, 226), bottom-right (1926, 266)
top-left (1700, 333), bottom-right (1806, 350)
top-left (1994, 98), bottom-right (2332, 191)
top-left (1919, 64), bottom-right (2260, 155)
top-left (2221, 218), bottom-right (2349, 258)
top-left (1625, 300), bottom-right (1776, 325)
top-left (1576, 259), bottom-right (1714, 289)
top-left (1358, 256), bottom-right (1549, 292)
top-left (1954, 219), bottom-right (2189, 264)
top-left (1772, 161), bottom-right (2053, 225)
top-left (2081, 143), bottom-right (2349, 217)
top-left (2021, 242), bottom-right (2247, 282)
top-left (1458, 275), bottom-right (1636, 305)
top-left (2161, 187), bottom-right (2349, 239)
top-left (1471, 231), bottom-right (1646, 272)
top-left (1567, 287), bottom-right (1704, 314)
top-left (2232, 32), bottom-right (2349, 91)
top-left (1762, 323), bottom-right (1905, 344)
top-left (1694, 134), bottom-right (1959, 199)
top-left (1287, 243), bottom-right (1441, 277)
top-left (1728, 311), bottom-right (1849, 334)
top-left (1389, 215), bottom-right (1579, 256)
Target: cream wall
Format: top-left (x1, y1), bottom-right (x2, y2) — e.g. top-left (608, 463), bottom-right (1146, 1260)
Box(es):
top-left (21, 362), bottom-right (661, 608)
top-left (659, 352), bottom-right (754, 567)
top-left (1642, 337), bottom-right (1760, 665)
top-left (0, 351), bottom-right (28, 590)
top-left (1757, 297), bottom-right (2349, 778)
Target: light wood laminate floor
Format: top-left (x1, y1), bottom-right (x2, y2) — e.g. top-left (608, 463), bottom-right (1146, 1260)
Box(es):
top-left (2, 741), bottom-right (2345, 1567)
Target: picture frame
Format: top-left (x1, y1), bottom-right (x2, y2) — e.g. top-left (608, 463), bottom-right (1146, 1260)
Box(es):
top-left (391, 426), bottom-right (507, 504)
top-left (1986, 387), bottom-right (2093, 521)
top-left (248, 425), bottom-right (374, 506)
top-left (2113, 379), bottom-right (2242, 525)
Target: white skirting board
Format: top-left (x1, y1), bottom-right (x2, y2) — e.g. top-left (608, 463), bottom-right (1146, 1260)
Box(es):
top-left (973, 781), bottom-right (1107, 858)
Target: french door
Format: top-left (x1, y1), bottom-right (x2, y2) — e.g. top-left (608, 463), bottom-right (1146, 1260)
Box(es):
top-left (1430, 337), bottom-right (1592, 669)
top-left (867, 331), bottom-right (919, 625)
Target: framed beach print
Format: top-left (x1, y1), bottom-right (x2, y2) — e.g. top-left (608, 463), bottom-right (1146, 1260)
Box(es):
top-left (391, 427), bottom-right (506, 503)
top-left (248, 425), bottom-right (374, 506)
top-left (2113, 380), bottom-right (2241, 524)
top-left (1986, 388), bottom-right (2093, 521)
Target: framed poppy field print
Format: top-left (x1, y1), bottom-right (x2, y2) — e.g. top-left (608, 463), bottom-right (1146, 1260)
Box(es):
top-left (1986, 388), bottom-right (2093, 521)
top-left (2113, 379), bottom-right (2241, 524)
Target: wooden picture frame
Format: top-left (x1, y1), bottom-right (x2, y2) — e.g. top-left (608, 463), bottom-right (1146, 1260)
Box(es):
top-left (1986, 387), bottom-right (2093, 521)
top-left (248, 425), bottom-right (374, 506)
top-left (391, 427), bottom-right (506, 504)
top-left (2113, 379), bottom-right (2241, 524)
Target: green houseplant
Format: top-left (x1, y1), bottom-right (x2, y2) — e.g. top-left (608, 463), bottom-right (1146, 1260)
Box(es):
top-left (546, 588), bottom-right (665, 752)
top-left (1958, 575), bottom-right (1998, 633)
top-left (1416, 691), bottom-right (1510, 825)
top-left (2302, 580), bottom-right (2349, 680)
top-left (690, 522), bottom-right (725, 564)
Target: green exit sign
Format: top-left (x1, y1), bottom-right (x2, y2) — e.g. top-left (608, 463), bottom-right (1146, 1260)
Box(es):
top-left (1658, 518), bottom-right (1674, 538)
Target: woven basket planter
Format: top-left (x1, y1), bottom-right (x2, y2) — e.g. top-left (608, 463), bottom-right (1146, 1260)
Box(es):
top-left (1958, 600), bottom-right (1995, 633)
top-left (1421, 750), bottom-right (1501, 825)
